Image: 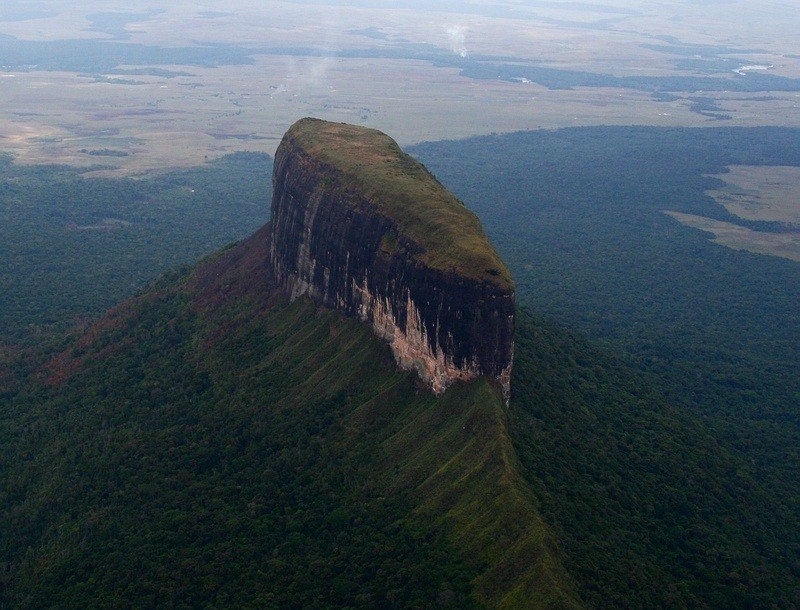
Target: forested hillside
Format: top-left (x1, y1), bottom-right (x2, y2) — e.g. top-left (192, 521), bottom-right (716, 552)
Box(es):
top-left (0, 227), bottom-right (578, 608)
top-left (510, 312), bottom-right (797, 607)
top-left (2, 226), bottom-right (794, 606)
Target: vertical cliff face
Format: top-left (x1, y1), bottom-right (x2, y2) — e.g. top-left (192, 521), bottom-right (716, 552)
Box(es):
top-left (269, 118), bottom-right (515, 397)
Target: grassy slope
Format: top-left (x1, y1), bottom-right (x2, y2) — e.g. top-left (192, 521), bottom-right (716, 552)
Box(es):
top-left (0, 227), bottom-right (576, 608)
top-left (3, 222), bottom-right (789, 607)
top-left (285, 118), bottom-right (512, 287)
top-left (385, 380), bottom-right (580, 608)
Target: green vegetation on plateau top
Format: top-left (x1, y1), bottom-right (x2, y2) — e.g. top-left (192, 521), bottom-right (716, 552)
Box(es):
top-left (284, 118), bottom-right (512, 287)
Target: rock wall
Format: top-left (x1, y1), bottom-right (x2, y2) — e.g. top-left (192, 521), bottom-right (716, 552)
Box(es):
top-left (269, 119), bottom-right (515, 398)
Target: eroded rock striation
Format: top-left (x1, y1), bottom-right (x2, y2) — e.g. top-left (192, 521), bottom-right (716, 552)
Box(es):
top-left (269, 118), bottom-right (515, 397)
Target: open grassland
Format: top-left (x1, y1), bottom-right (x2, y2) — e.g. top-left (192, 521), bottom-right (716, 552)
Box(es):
top-left (664, 211), bottom-right (800, 262)
top-left (666, 164), bottom-right (800, 261)
top-left (0, 1), bottom-right (799, 173)
top-left (5, 0), bottom-right (799, 57)
top-left (6, 60), bottom-right (786, 176)
top-left (707, 165), bottom-right (800, 225)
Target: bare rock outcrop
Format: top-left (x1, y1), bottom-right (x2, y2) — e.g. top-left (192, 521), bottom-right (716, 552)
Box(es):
top-left (269, 118), bottom-right (515, 397)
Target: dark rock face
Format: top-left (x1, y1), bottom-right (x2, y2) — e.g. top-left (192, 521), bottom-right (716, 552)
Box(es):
top-left (269, 119), bottom-right (514, 397)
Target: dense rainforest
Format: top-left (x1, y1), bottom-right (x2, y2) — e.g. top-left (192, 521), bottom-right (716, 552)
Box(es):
top-left (0, 152), bottom-right (270, 342)
top-left (1, 126), bottom-right (798, 606)
top-left (413, 126), bottom-right (800, 533)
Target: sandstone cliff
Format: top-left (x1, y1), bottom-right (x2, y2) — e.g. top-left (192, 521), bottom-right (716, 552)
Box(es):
top-left (269, 118), bottom-right (515, 397)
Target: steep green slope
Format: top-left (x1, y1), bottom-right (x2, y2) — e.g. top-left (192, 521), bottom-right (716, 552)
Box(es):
top-left (3, 221), bottom-right (794, 607)
top-left (0, 227), bottom-right (578, 608)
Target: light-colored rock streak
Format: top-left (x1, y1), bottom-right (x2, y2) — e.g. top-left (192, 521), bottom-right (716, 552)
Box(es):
top-left (350, 274), bottom-right (481, 394)
top-left (281, 249), bottom-right (512, 398)
top-left (289, 188), bottom-right (324, 300)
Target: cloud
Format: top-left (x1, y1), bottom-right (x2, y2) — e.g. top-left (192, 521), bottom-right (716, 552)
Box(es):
top-left (445, 24), bottom-right (468, 58)
top-left (283, 55), bottom-right (333, 90)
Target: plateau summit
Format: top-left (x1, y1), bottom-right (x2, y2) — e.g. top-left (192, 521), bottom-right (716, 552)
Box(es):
top-left (270, 118), bottom-right (515, 397)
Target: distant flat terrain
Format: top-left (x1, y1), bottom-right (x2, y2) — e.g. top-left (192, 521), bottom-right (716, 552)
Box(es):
top-left (0, 0), bottom-right (799, 173)
top-left (664, 210), bottom-right (800, 262)
top-left (663, 165), bottom-right (800, 261)
top-left (707, 165), bottom-right (800, 225)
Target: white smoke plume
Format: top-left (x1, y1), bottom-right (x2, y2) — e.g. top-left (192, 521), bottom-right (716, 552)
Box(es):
top-left (445, 24), bottom-right (468, 58)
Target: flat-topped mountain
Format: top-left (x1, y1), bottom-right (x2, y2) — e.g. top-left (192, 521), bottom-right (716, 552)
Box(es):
top-left (270, 118), bottom-right (515, 396)
top-left (3, 122), bottom-right (795, 609)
